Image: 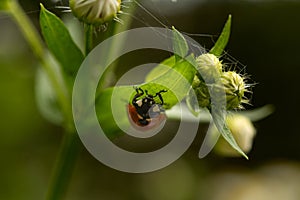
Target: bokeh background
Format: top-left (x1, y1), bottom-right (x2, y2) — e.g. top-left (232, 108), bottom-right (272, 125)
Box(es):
top-left (1, 0), bottom-right (300, 199)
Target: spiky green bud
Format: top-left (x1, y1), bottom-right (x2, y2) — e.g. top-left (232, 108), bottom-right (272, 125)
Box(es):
top-left (221, 71), bottom-right (247, 110)
top-left (69, 0), bottom-right (121, 25)
top-left (191, 54), bottom-right (248, 110)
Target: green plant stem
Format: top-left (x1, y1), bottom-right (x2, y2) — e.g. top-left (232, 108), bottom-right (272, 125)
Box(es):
top-left (84, 24), bottom-right (94, 55)
top-left (7, 1), bottom-right (81, 199)
top-left (8, 0), bottom-right (72, 128)
top-left (46, 130), bottom-right (81, 200)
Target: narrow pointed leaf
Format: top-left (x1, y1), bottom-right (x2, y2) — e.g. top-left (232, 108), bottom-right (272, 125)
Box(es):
top-left (145, 56), bottom-right (176, 82)
top-left (210, 15), bottom-right (232, 57)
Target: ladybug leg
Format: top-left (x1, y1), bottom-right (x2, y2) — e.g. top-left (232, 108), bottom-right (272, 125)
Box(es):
top-left (135, 88), bottom-right (145, 100)
top-left (157, 93), bottom-right (164, 105)
top-left (154, 89), bottom-right (167, 105)
top-left (134, 87), bottom-right (144, 96)
top-left (145, 90), bottom-right (154, 99)
top-left (132, 87), bottom-right (144, 106)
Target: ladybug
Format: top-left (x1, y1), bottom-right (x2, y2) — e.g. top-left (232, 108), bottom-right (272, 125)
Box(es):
top-left (127, 87), bottom-right (167, 127)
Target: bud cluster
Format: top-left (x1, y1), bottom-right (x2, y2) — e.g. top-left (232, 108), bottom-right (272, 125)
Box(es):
top-left (192, 53), bottom-right (249, 110)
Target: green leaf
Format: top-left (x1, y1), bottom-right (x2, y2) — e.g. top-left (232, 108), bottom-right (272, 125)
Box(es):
top-left (211, 109), bottom-right (248, 159)
top-left (209, 15), bottom-right (232, 57)
top-left (96, 86), bottom-right (133, 138)
top-left (145, 56), bottom-right (176, 82)
top-left (141, 55), bottom-right (196, 109)
top-left (172, 26), bottom-right (189, 62)
top-left (39, 4), bottom-right (84, 76)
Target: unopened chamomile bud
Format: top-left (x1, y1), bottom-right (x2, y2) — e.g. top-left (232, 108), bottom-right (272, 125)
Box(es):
top-left (213, 114), bottom-right (256, 157)
top-left (70, 0), bottom-right (121, 25)
top-left (196, 53), bottom-right (223, 83)
top-left (221, 71), bottom-right (247, 110)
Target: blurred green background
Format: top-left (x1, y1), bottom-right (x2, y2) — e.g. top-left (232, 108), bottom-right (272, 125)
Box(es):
top-left (1, 0), bottom-right (300, 199)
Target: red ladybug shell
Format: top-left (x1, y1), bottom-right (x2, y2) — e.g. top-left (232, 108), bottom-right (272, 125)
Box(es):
top-left (127, 104), bottom-right (166, 130)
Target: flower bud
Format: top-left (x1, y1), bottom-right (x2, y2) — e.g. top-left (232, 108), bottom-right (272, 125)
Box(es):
top-left (213, 114), bottom-right (256, 157)
top-left (196, 53), bottom-right (222, 83)
top-left (192, 54), bottom-right (248, 110)
top-left (69, 0), bottom-right (121, 25)
top-left (221, 71), bottom-right (247, 110)
top-left (191, 75), bottom-right (210, 108)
